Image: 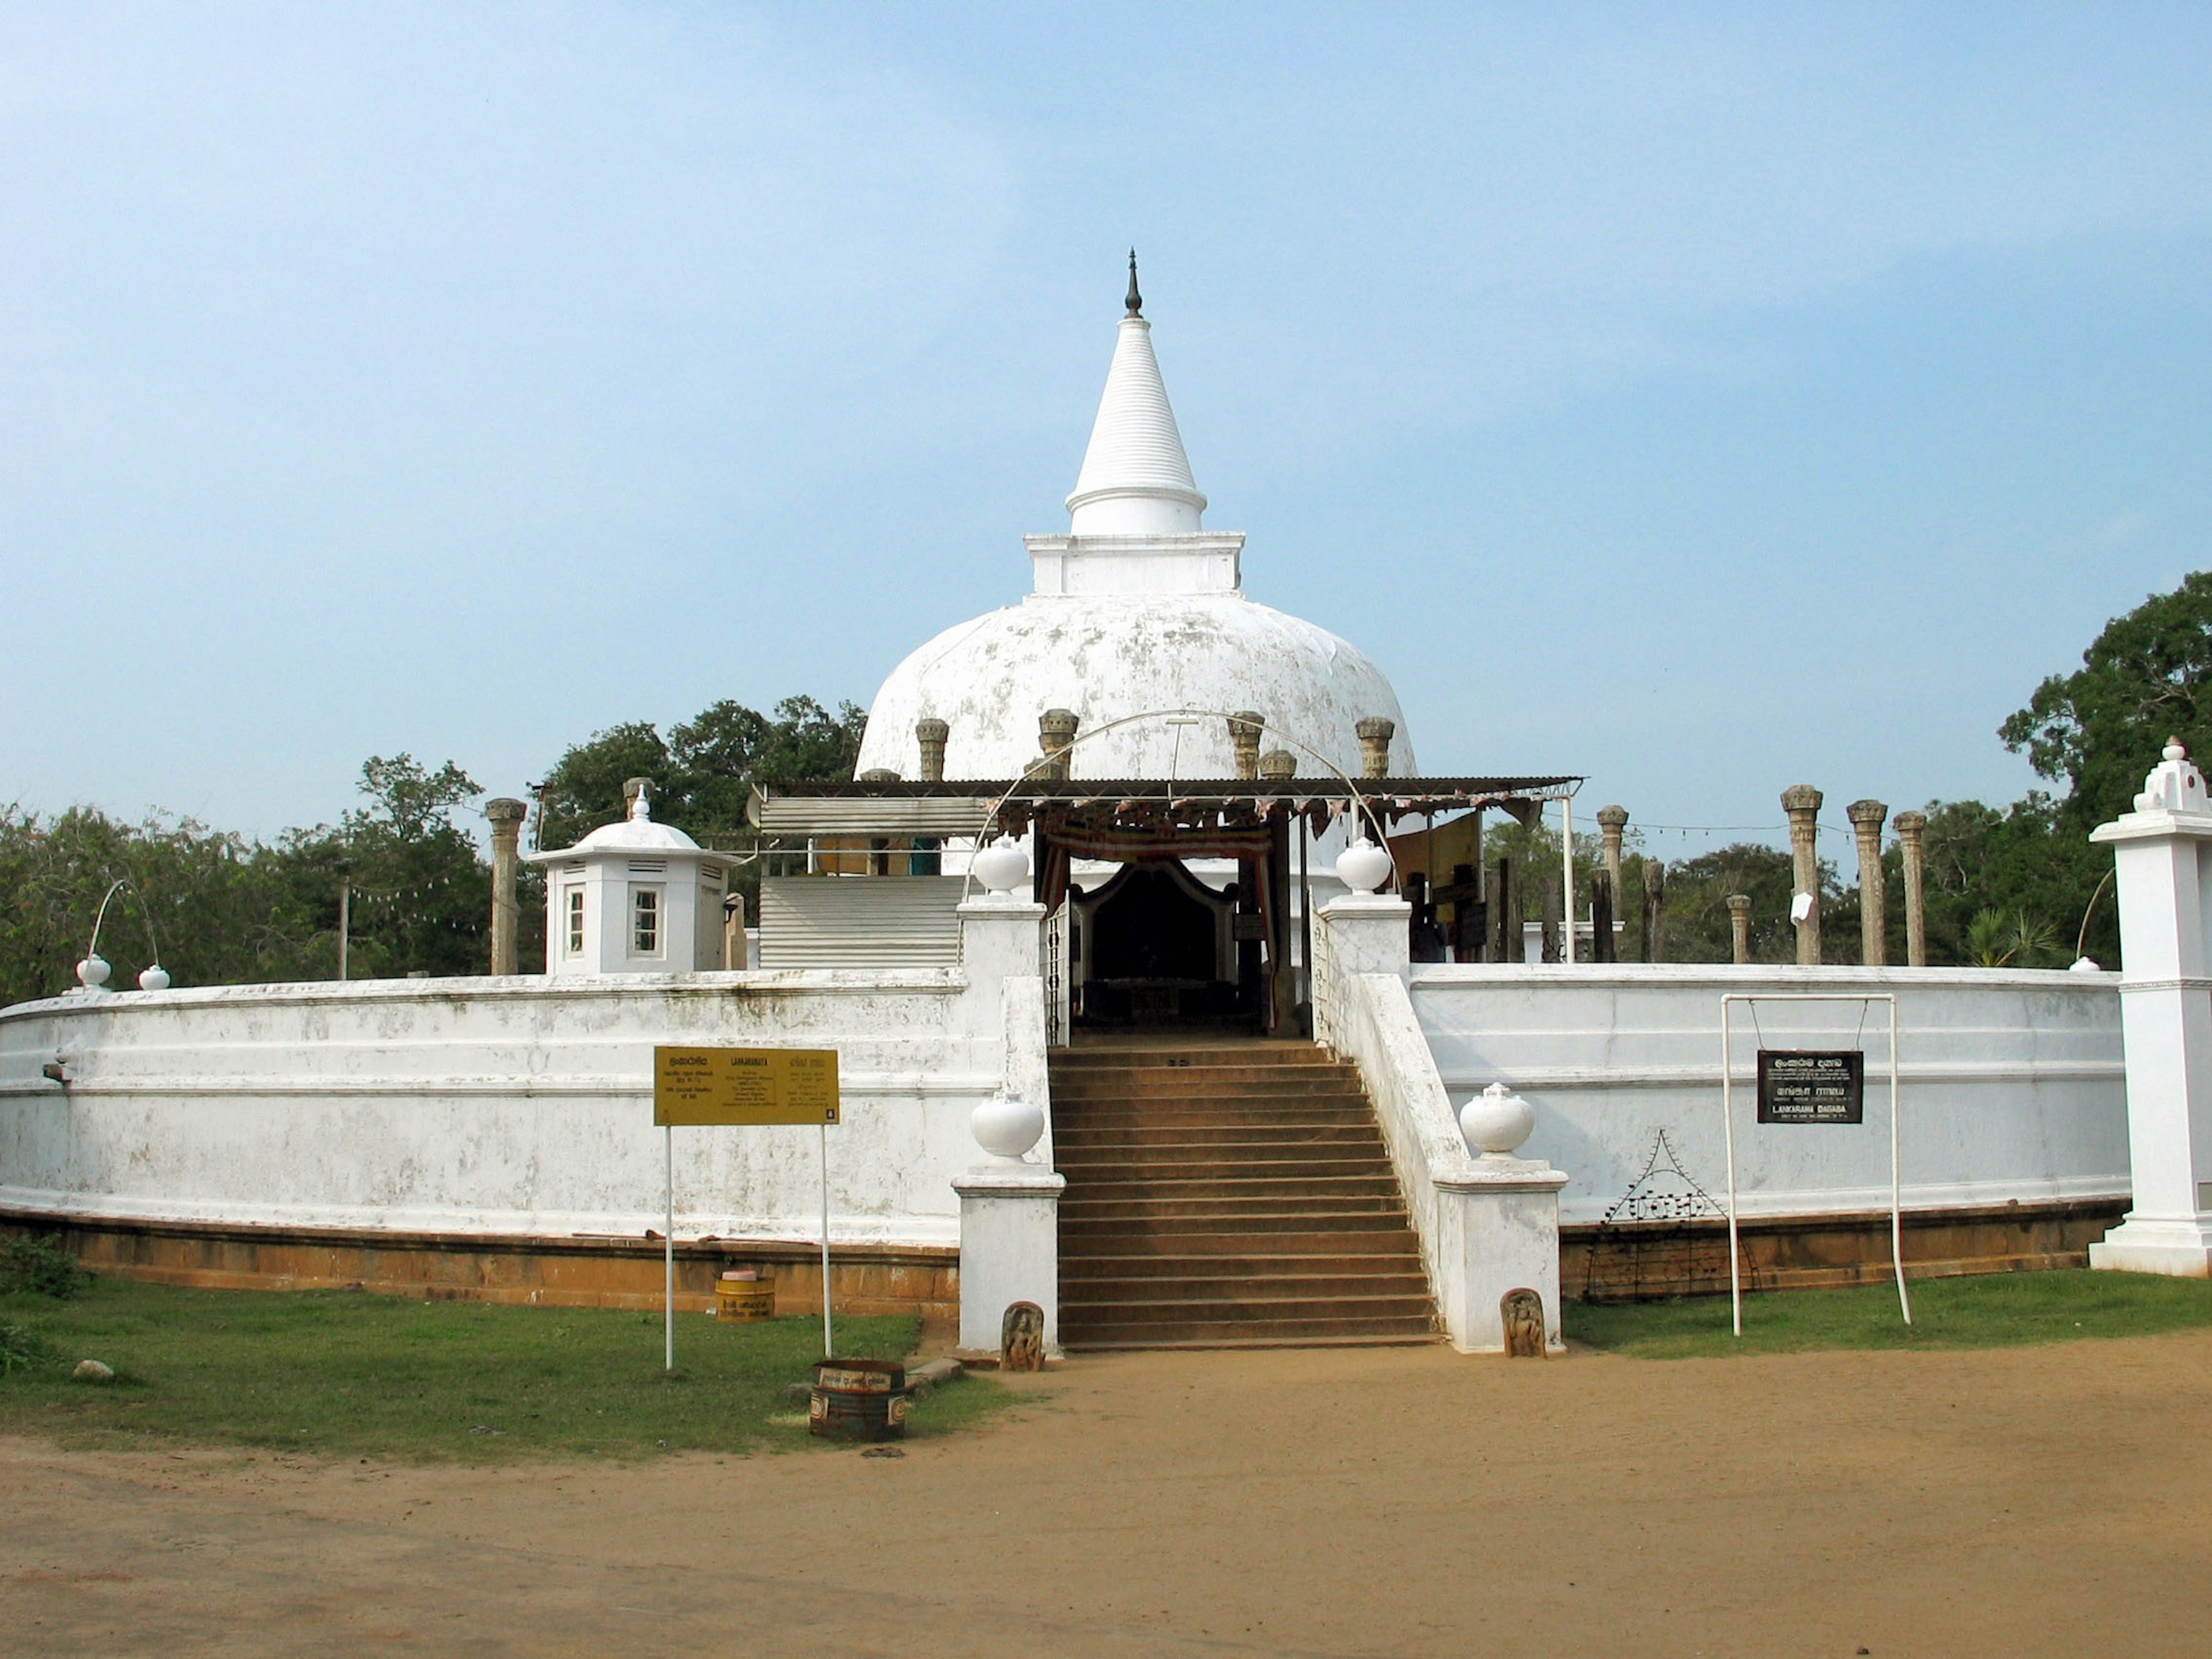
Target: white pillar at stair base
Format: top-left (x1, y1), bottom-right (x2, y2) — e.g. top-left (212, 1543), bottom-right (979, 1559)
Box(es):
top-left (953, 1165), bottom-right (1067, 1357)
top-left (1322, 893), bottom-right (1412, 980)
top-left (1433, 1159), bottom-right (1570, 1353)
top-left (2090, 741), bottom-right (2212, 1277)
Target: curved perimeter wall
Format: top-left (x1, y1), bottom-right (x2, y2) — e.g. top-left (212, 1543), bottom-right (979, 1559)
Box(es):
top-left (0, 965), bottom-right (1041, 1250)
top-left (1408, 964), bottom-right (2128, 1226)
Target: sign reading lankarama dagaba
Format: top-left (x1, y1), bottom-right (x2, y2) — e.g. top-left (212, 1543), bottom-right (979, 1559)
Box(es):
top-left (653, 1046), bottom-right (840, 1126)
top-left (1756, 1050), bottom-right (1864, 1125)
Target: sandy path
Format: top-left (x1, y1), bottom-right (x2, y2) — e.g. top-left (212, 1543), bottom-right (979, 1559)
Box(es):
top-left (6, 1330), bottom-right (2211, 1657)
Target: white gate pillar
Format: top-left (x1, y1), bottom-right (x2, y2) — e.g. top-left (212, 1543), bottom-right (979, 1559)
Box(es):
top-left (2090, 741), bottom-right (2212, 1277)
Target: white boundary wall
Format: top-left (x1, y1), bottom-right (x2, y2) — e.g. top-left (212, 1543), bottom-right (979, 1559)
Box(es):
top-left (1408, 964), bottom-right (2128, 1226)
top-left (0, 908), bottom-right (1050, 1249)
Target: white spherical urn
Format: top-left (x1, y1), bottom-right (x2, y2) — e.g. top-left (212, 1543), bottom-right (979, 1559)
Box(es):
top-left (1335, 839), bottom-right (1393, 895)
top-left (971, 1096), bottom-right (1046, 1163)
top-left (971, 838), bottom-right (1030, 896)
top-left (1460, 1082), bottom-right (1536, 1158)
top-left (75, 954), bottom-right (111, 991)
top-left (137, 965), bottom-right (171, 992)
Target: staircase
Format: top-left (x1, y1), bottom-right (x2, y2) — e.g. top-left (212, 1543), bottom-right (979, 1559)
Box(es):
top-left (1051, 1039), bottom-right (1439, 1349)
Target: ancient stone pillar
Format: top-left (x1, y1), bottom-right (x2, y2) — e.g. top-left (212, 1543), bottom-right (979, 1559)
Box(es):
top-left (915, 718), bottom-right (949, 782)
top-left (1037, 709), bottom-right (1079, 781)
top-left (1848, 798), bottom-right (1889, 966)
top-left (1257, 749), bottom-right (1296, 782)
top-left (485, 798), bottom-right (527, 975)
top-left (1781, 784), bottom-right (1823, 964)
top-left (1229, 712), bottom-right (1264, 781)
top-left (1892, 809), bottom-right (1929, 967)
top-left (1355, 717), bottom-right (1395, 779)
top-left (1589, 870), bottom-right (1617, 963)
top-left (1642, 861), bottom-right (1666, 962)
top-left (1596, 804), bottom-right (1628, 904)
top-left (1727, 893), bottom-right (1753, 964)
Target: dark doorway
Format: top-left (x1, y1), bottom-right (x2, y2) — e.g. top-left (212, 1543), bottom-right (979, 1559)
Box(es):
top-left (1080, 862), bottom-right (1241, 1025)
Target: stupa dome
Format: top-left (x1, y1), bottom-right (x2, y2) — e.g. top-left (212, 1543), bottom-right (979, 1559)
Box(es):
top-left (855, 263), bottom-right (1414, 783)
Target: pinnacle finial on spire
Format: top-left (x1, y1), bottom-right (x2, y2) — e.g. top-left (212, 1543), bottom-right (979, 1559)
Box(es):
top-left (1126, 249), bottom-right (1142, 317)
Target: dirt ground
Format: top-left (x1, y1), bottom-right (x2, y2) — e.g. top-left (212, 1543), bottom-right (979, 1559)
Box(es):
top-left (6, 1330), bottom-right (2211, 1658)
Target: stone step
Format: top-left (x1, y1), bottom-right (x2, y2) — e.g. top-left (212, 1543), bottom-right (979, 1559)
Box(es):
top-left (1051, 1073), bottom-right (1362, 1097)
top-left (1052, 1122), bottom-right (1385, 1146)
top-left (1054, 1046), bottom-right (1339, 1069)
top-left (1056, 1153), bottom-right (1396, 1180)
top-left (1061, 1172), bottom-right (1404, 1202)
top-left (1059, 1311), bottom-right (1440, 1347)
top-left (1051, 1102), bottom-right (1378, 1126)
top-left (1058, 1330), bottom-right (1442, 1353)
top-left (1059, 1224), bottom-right (1422, 1255)
top-left (1065, 1269), bottom-right (1432, 1301)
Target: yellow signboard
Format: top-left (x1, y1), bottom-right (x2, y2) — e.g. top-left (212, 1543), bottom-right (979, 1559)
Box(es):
top-left (653, 1046), bottom-right (840, 1127)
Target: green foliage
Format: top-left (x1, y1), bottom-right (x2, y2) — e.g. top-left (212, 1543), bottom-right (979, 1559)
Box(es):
top-left (0, 755), bottom-right (492, 1002)
top-left (1, 1234), bottom-right (89, 1300)
top-left (0, 1279), bottom-right (1000, 1461)
top-left (2001, 570), bottom-right (2212, 830)
top-left (0, 1321), bottom-right (55, 1376)
top-left (1567, 1268), bottom-right (2212, 1358)
top-left (536, 696), bottom-right (866, 852)
top-left (1908, 793), bottom-right (2112, 967)
top-left (1658, 842), bottom-right (1806, 964)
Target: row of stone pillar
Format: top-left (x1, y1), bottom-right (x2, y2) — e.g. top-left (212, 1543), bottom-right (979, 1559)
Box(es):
top-left (1774, 786), bottom-right (1929, 967)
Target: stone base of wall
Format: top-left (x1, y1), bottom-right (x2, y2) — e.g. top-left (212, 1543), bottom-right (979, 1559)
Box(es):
top-left (0, 1209), bottom-right (959, 1331)
top-left (1564, 1197), bottom-right (2128, 1302)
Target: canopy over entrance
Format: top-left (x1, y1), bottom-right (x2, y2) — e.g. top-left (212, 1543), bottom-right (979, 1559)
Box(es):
top-left (748, 774), bottom-right (1582, 1036)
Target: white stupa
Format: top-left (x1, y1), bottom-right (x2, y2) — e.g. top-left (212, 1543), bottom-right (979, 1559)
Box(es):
top-left (854, 257), bottom-right (1413, 784)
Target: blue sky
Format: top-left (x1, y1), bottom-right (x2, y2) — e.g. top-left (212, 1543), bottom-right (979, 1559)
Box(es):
top-left (5, 3), bottom-right (2209, 855)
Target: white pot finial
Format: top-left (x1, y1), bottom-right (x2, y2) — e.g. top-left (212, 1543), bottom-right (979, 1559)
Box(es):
top-left (138, 965), bottom-right (171, 991)
top-left (75, 954), bottom-right (111, 991)
top-left (1335, 839), bottom-right (1392, 895)
top-left (971, 1097), bottom-right (1046, 1163)
top-left (971, 838), bottom-right (1029, 896)
top-left (1459, 1082), bottom-right (1536, 1158)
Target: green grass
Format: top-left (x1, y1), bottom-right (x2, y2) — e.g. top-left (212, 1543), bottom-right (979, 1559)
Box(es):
top-left (0, 1278), bottom-right (1004, 1461)
top-left (1567, 1268), bottom-right (2212, 1359)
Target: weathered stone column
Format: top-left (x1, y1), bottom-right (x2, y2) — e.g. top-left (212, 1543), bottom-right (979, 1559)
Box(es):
top-left (1037, 709), bottom-right (1079, 781)
top-left (1642, 861), bottom-right (1667, 962)
top-left (1848, 798), bottom-right (1889, 966)
top-left (1781, 785), bottom-right (1823, 964)
top-left (2090, 741), bottom-right (2212, 1276)
top-left (1258, 749), bottom-right (1296, 783)
top-left (1892, 809), bottom-right (1929, 966)
top-left (915, 718), bottom-right (949, 782)
top-left (1355, 717), bottom-right (1395, 779)
top-left (485, 798), bottom-right (527, 975)
top-left (1229, 712), bottom-right (1264, 780)
top-left (1596, 804), bottom-right (1628, 899)
top-left (1727, 893), bottom-right (1753, 964)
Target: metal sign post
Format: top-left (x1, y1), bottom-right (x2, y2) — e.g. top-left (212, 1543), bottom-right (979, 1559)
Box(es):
top-left (1719, 994), bottom-right (1907, 1337)
top-left (652, 1046), bottom-right (840, 1369)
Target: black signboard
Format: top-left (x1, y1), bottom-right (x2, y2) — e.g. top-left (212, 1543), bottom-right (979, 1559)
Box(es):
top-left (1756, 1050), bottom-right (1864, 1125)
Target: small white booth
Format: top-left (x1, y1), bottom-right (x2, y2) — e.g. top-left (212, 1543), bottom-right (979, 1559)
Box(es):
top-left (529, 785), bottom-right (730, 977)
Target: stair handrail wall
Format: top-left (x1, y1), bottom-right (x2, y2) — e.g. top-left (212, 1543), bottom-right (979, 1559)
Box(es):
top-left (1312, 897), bottom-right (1494, 1347)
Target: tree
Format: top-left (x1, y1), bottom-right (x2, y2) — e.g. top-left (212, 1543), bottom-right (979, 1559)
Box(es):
top-left (1999, 570), bottom-right (2212, 831)
top-left (1659, 843), bottom-right (1805, 964)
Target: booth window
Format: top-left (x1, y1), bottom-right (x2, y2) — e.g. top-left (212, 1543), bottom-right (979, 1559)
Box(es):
top-left (630, 885), bottom-right (662, 956)
top-left (565, 887), bottom-right (585, 956)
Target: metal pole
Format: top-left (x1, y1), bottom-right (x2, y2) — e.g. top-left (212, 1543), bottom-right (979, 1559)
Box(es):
top-left (337, 878), bottom-right (350, 982)
top-left (1891, 996), bottom-right (1911, 1325)
top-left (1562, 795), bottom-right (1576, 965)
top-left (820, 1122), bottom-right (833, 1358)
top-left (664, 1126), bottom-right (675, 1371)
top-left (1722, 997), bottom-right (1741, 1336)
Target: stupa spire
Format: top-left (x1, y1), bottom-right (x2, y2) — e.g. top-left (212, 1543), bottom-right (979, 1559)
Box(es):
top-left (1066, 254), bottom-right (1206, 535)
